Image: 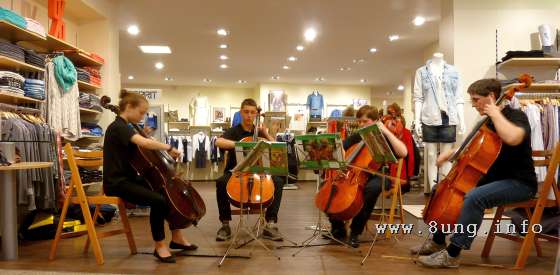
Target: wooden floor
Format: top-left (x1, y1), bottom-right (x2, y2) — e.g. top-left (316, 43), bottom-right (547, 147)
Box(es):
top-left (0, 181), bottom-right (557, 275)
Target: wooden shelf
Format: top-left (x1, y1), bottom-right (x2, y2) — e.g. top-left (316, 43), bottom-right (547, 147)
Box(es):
top-left (0, 90), bottom-right (44, 104)
top-left (498, 58), bottom-right (560, 69)
top-left (0, 20), bottom-right (46, 43)
top-left (64, 51), bottom-right (103, 67)
top-left (0, 56), bottom-right (44, 72)
top-left (80, 134), bottom-right (103, 139)
top-left (78, 80), bottom-right (100, 91)
top-left (0, 162), bottom-right (52, 171)
top-left (505, 83), bottom-right (560, 91)
top-left (34, 34), bottom-right (77, 51)
top-left (80, 108), bottom-right (102, 114)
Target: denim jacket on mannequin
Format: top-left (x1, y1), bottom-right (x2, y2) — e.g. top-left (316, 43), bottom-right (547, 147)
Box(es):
top-left (413, 60), bottom-right (463, 126)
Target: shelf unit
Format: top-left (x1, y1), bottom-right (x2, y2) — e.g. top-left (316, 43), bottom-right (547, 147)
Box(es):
top-left (77, 80), bottom-right (100, 92)
top-left (497, 58), bottom-right (560, 69)
top-left (0, 20), bottom-right (46, 42)
top-left (79, 108), bottom-right (102, 115)
top-left (0, 90), bottom-right (44, 104)
top-left (0, 56), bottom-right (45, 73)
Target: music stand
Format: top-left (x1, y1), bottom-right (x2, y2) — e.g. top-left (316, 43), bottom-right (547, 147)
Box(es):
top-left (352, 124), bottom-right (398, 265)
top-left (291, 134), bottom-right (356, 256)
top-left (219, 140), bottom-right (281, 266)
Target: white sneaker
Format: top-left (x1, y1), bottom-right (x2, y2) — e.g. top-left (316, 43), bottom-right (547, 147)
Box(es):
top-left (417, 250), bottom-right (460, 268)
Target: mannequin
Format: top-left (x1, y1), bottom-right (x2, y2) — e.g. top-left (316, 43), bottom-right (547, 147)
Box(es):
top-left (306, 90), bottom-right (324, 120)
top-left (413, 52), bottom-right (465, 193)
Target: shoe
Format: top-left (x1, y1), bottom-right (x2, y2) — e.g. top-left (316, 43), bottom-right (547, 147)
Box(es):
top-left (170, 241), bottom-right (198, 251)
top-left (410, 239), bottom-right (446, 255)
top-left (417, 249), bottom-right (459, 268)
top-left (153, 249), bottom-right (176, 263)
top-left (329, 227), bottom-right (347, 241)
top-left (263, 223), bottom-right (283, 241)
top-left (216, 224), bottom-right (231, 241)
top-left (348, 233), bottom-right (360, 248)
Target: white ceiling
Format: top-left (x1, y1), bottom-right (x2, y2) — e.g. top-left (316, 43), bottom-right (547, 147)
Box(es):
top-left (118, 0), bottom-right (440, 88)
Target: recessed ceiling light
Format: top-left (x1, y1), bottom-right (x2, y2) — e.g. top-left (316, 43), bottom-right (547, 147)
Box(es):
top-left (217, 28), bottom-right (228, 36)
top-left (296, 45), bottom-right (304, 51)
top-left (155, 62), bottom-right (164, 70)
top-left (127, 75), bottom-right (134, 80)
top-left (397, 85), bottom-right (405, 90)
top-left (237, 80), bottom-right (247, 84)
top-left (164, 76), bottom-right (173, 81)
top-left (140, 45), bottom-right (171, 54)
top-left (352, 59), bottom-right (365, 64)
top-left (203, 78), bottom-right (212, 83)
top-left (272, 75), bottom-right (280, 80)
top-left (386, 91), bottom-right (393, 95)
top-left (304, 27), bottom-right (317, 42)
top-left (369, 48), bottom-right (377, 53)
top-left (360, 78), bottom-right (367, 83)
top-left (220, 64), bottom-right (228, 69)
top-left (282, 65), bottom-right (290, 70)
top-left (413, 16), bottom-right (426, 26)
top-left (389, 34), bottom-right (400, 41)
top-left (127, 25), bottom-right (140, 35)
top-left (288, 56), bottom-right (298, 62)
top-left (315, 77), bottom-right (325, 82)
top-left (219, 44), bottom-right (228, 49)
top-left (339, 67), bottom-right (351, 71)
top-left (220, 55), bottom-right (229, 60)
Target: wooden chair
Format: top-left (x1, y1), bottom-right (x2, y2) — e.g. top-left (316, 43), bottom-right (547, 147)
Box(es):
top-left (481, 142), bottom-right (560, 269)
top-left (49, 143), bottom-right (137, 265)
top-left (368, 159), bottom-right (405, 238)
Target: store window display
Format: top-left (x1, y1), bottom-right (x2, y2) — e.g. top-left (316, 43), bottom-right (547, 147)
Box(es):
top-left (306, 90), bottom-right (324, 120)
top-left (413, 52), bottom-right (465, 191)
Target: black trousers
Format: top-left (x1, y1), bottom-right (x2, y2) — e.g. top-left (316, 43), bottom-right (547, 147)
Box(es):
top-left (330, 175), bottom-right (391, 235)
top-left (216, 172), bottom-right (285, 222)
top-left (105, 177), bottom-right (181, 242)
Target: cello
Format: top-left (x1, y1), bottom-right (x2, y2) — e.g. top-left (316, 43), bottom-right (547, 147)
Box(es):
top-left (423, 74), bottom-right (532, 226)
top-left (100, 96), bottom-right (206, 228)
top-left (226, 107), bottom-right (275, 209)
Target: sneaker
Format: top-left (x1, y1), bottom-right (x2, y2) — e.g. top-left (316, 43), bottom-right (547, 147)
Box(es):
top-left (263, 223), bottom-right (283, 241)
top-left (348, 233), bottom-right (360, 248)
top-left (216, 224), bottom-right (231, 241)
top-left (410, 239), bottom-right (446, 255)
top-left (417, 250), bottom-right (460, 268)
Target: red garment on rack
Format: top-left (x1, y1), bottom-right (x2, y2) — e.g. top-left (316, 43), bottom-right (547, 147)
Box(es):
top-left (389, 128), bottom-right (414, 192)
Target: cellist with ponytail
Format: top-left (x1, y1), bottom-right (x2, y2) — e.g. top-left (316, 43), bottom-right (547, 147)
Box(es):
top-left (103, 90), bottom-right (197, 263)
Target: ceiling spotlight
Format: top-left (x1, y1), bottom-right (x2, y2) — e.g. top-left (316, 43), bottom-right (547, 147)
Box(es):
top-left (155, 62), bottom-right (164, 70)
top-left (288, 56), bottom-right (298, 62)
top-left (272, 75), bottom-right (280, 80)
top-left (217, 28), bottom-right (228, 36)
top-left (296, 45), bottom-right (304, 51)
top-left (282, 65), bottom-right (290, 70)
top-left (304, 27), bottom-right (317, 42)
top-left (237, 80), bottom-right (247, 84)
top-left (127, 75), bottom-right (134, 80)
top-left (127, 25), bottom-right (140, 35)
top-left (164, 76), bottom-right (173, 81)
top-left (369, 48), bottom-right (377, 53)
top-left (339, 67), bottom-right (351, 71)
top-left (203, 78), bottom-right (212, 83)
top-left (398, 85), bottom-right (405, 90)
top-left (315, 77), bottom-right (325, 82)
top-left (360, 78), bottom-right (367, 83)
top-left (352, 59), bottom-right (365, 64)
top-left (219, 44), bottom-right (228, 49)
top-left (389, 34), bottom-right (400, 41)
top-left (220, 64), bottom-right (228, 69)
top-left (220, 55), bottom-right (229, 60)
top-left (413, 16), bottom-right (426, 26)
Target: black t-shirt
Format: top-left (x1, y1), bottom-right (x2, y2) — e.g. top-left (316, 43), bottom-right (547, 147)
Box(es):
top-left (103, 116), bottom-right (138, 186)
top-left (221, 124), bottom-right (266, 173)
top-left (478, 106), bottom-right (537, 190)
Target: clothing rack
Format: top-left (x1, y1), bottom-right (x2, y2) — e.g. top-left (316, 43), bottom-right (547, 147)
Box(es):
top-left (0, 103), bottom-right (41, 113)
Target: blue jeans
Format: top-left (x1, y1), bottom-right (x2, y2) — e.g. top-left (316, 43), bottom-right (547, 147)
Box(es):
top-left (435, 179), bottom-right (536, 249)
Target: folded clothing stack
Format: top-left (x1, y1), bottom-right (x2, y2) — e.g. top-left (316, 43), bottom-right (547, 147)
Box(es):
top-left (79, 92), bottom-right (103, 111)
top-left (78, 167), bottom-right (102, 183)
top-left (23, 78), bottom-right (45, 100)
top-left (23, 49), bottom-right (45, 68)
top-left (76, 67), bottom-right (90, 83)
top-left (24, 18), bottom-right (46, 38)
top-left (0, 41), bottom-right (25, 62)
top-left (0, 7), bottom-right (26, 29)
top-left (85, 52), bottom-right (105, 65)
top-left (83, 67), bottom-right (101, 86)
top-left (81, 122), bottom-right (103, 137)
top-left (0, 71), bottom-right (25, 95)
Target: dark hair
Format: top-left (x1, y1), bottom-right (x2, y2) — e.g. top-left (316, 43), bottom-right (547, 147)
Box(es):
top-left (342, 105), bottom-right (355, 117)
top-left (356, 105), bottom-right (379, 121)
top-left (119, 89), bottom-right (148, 111)
top-left (240, 98), bottom-right (257, 109)
top-left (467, 79), bottom-right (502, 99)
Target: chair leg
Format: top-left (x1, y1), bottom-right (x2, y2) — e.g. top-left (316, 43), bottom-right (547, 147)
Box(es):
top-left (49, 183), bottom-right (74, 261)
top-left (118, 201), bottom-right (137, 254)
top-left (481, 206), bottom-right (504, 257)
top-left (397, 184), bottom-right (405, 224)
top-left (523, 207), bottom-right (543, 257)
top-left (384, 184), bottom-right (399, 239)
top-left (84, 204), bottom-right (101, 254)
top-left (513, 203), bottom-right (546, 270)
top-left (76, 195), bottom-right (104, 264)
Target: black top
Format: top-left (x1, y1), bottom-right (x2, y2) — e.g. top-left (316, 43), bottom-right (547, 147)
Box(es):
top-left (221, 124), bottom-right (266, 173)
top-left (478, 106), bottom-right (537, 190)
top-left (103, 116), bottom-right (138, 186)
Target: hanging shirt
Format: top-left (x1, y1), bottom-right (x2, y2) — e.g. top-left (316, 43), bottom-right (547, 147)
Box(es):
top-left (306, 92), bottom-right (324, 117)
top-left (523, 104), bottom-right (547, 183)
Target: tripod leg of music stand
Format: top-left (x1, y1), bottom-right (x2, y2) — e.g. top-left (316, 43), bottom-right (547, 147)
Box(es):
top-left (218, 212), bottom-right (245, 267)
